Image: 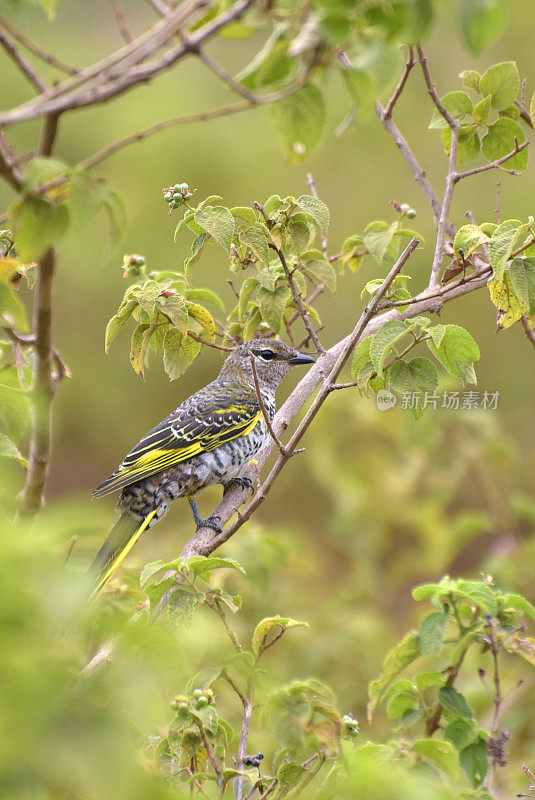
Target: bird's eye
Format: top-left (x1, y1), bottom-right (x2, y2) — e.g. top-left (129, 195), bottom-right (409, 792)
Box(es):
top-left (259, 349), bottom-right (276, 361)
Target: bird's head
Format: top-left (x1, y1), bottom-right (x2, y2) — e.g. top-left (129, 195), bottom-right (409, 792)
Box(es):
top-left (220, 338), bottom-right (315, 390)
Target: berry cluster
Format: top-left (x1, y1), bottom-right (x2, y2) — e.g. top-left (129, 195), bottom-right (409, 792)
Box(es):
top-left (170, 687), bottom-right (215, 711)
top-left (163, 182), bottom-right (195, 212)
top-left (122, 253), bottom-right (146, 278)
top-left (244, 752), bottom-right (264, 768)
top-left (400, 203), bottom-right (417, 219)
top-left (342, 713), bottom-right (359, 736)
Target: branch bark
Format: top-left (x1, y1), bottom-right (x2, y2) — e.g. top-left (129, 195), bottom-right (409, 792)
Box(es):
top-left (17, 247), bottom-right (57, 516)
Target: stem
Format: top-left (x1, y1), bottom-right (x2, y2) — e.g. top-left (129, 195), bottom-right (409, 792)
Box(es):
top-left (249, 353), bottom-right (289, 457)
top-left (16, 247), bottom-right (56, 516)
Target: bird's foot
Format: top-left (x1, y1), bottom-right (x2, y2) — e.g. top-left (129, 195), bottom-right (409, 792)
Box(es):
top-left (196, 514), bottom-right (222, 534)
top-left (223, 476), bottom-right (254, 497)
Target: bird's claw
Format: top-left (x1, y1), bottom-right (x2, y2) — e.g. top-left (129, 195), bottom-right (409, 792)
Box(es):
top-left (223, 476), bottom-right (254, 497)
top-left (196, 514), bottom-right (222, 534)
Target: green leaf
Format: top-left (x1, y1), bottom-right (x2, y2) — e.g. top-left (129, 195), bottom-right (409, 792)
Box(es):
top-left (452, 580), bottom-right (497, 615)
top-left (174, 210), bottom-right (194, 242)
top-left (194, 206), bottom-right (235, 252)
top-left (488, 219), bottom-right (523, 280)
top-left (184, 287), bottom-right (224, 310)
top-left (237, 27), bottom-right (292, 90)
top-left (369, 320), bottom-right (407, 377)
top-left (257, 285), bottom-right (291, 333)
top-left (412, 739), bottom-right (458, 779)
top-left (22, 156), bottom-right (69, 192)
top-left (438, 687), bottom-right (474, 720)
top-left (426, 324), bottom-right (479, 385)
top-left (472, 95), bottom-right (492, 124)
top-left (459, 70), bottom-right (481, 92)
top-left (0, 381), bottom-right (31, 440)
top-left (482, 118), bottom-right (528, 171)
top-left (441, 125), bottom-right (481, 164)
top-left (0, 282), bottom-right (28, 331)
top-left (429, 91), bottom-right (473, 130)
top-left (240, 224), bottom-right (270, 267)
top-left (185, 555), bottom-right (245, 578)
top-left (453, 225), bottom-right (489, 258)
top-left (270, 84), bottom-right (326, 163)
top-left (367, 630), bottom-right (419, 722)
top-left (238, 276), bottom-right (258, 323)
top-left (163, 330), bottom-right (201, 380)
top-left (185, 232), bottom-right (209, 283)
top-left (386, 692), bottom-right (417, 720)
top-left (388, 358), bottom-right (439, 418)
top-left (155, 295), bottom-right (188, 336)
top-left (130, 323), bottom-right (152, 378)
top-left (351, 337), bottom-right (374, 390)
top-left (103, 190), bottom-right (127, 242)
top-left (418, 612), bottom-right (449, 657)
top-left (479, 61), bottom-right (520, 111)
top-left (0, 432), bottom-right (26, 465)
top-left (502, 592), bottom-right (535, 621)
top-left (187, 302), bottom-right (215, 339)
top-left (294, 195), bottom-right (330, 235)
top-left (12, 197), bottom-right (69, 261)
top-left (364, 221), bottom-right (398, 265)
top-left (444, 719), bottom-right (479, 751)
top-left (414, 672), bottom-right (445, 691)
top-left (488, 272), bottom-right (526, 331)
top-left (252, 616), bottom-right (309, 655)
top-left (301, 251), bottom-right (336, 291)
top-left (343, 68), bottom-right (375, 120)
top-left (459, 0), bottom-right (505, 55)
top-left (230, 206), bottom-right (257, 226)
top-left (105, 298), bottom-right (137, 352)
top-left (139, 559), bottom-right (167, 587)
top-left (277, 762), bottom-right (306, 791)
top-left (460, 739), bottom-right (489, 787)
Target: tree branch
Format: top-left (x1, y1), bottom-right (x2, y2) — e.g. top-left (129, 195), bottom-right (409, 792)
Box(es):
top-left (111, 0), bottom-right (133, 43)
top-left (521, 314), bottom-right (535, 349)
top-left (249, 353), bottom-right (290, 457)
top-left (0, 26), bottom-right (47, 92)
top-left (454, 139), bottom-right (529, 182)
top-left (0, 131), bottom-right (24, 192)
top-left (0, 14), bottom-right (80, 74)
top-left (383, 46), bottom-right (415, 119)
top-left (174, 238), bottom-right (420, 567)
top-left (0, 0), bottom-right (254, 126)
top-left (16, 247), bottom-right (57, 516)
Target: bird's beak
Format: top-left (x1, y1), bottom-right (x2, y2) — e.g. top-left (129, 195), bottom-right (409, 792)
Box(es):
top-left (288, 353), bottom-right (316, 365)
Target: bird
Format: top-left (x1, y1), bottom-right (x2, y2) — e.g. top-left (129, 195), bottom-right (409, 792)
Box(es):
top-left (89, 338), bottom-right (315, 597)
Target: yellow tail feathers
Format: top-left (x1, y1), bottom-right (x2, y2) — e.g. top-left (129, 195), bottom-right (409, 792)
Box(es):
top-left (89, 508), bottom-right (158, 599)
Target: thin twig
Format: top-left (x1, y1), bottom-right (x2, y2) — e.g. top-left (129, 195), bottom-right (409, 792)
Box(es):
top-left (0, 14), bottom-right (80, 74)
top-left (235, 699), bottom-right (253, 800)
top-left (38, 112), bottom-right (60, 157)
top-left (197, 49), bottom-right (258, 102)
top-left (196, 722), bottom-right (223, 787)
top-left (175, 238), bottom-right (421, 565)
top-left (375, 100), bottom-right (452, 236)
top-left (16, 247), bottom-right (56, 516)
top-left (521, 314), bottom-right (535, 349)
top-left (417, 45), bottom-right (457, 128)
top-left (188, 331), bottom-right (233, 352)
top-left (111, 0), bottom-right (133, 42)
top-left (270, 242), bottom-right (326, 354)
top-left (0, 131), bottom-right (24, 192)
top-left (454, 139), bottom-right (528, 182)
top-left (249, 353), bottom-right (289, 457)
top-left (383, 46), bottom-right (415, 119)
top-left (207, 599), bottom-right (242, 652)
top-left (418, 45), bottom-right (460, 288)
top-left (0, 26), bottom-right (47, 92)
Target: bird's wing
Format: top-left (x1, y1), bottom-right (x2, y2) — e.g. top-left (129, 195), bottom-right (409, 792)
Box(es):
top-left (92, 383), bottom-right (261, 498)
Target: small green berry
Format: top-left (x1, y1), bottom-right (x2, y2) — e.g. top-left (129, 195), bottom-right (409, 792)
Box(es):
top-left (400, 203), bottom-right (410, 213)
top-left (179, 182), bottom-right (189, 190)
top-left (192, 688), bottom-right (204, 699)
top-left (196, 696), bottom-right (209, 708)
top-left (164, 192), bottom-right (173, 202)
top-left (134, 256), bottom-right (145, 266)
top-left (406, 208), bottom-right (417, 219)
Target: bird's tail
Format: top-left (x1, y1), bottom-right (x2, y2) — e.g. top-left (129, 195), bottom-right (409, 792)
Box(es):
top-left (88, 508), bottom-right (158, 599)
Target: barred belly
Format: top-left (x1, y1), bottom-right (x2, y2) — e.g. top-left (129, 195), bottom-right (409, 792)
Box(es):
top-left (118, 418), bottom-right (268, 522)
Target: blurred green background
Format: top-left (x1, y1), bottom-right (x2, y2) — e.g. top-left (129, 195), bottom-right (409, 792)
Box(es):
top-left (1, 0), bottom-right (535, 797)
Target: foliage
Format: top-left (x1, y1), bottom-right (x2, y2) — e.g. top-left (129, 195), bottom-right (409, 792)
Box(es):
top-left (1, 2), bottom-right (535, 800)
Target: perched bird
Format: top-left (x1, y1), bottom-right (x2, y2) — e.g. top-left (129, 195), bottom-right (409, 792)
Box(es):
top-left (89, 338), bottom-right (315, 596)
